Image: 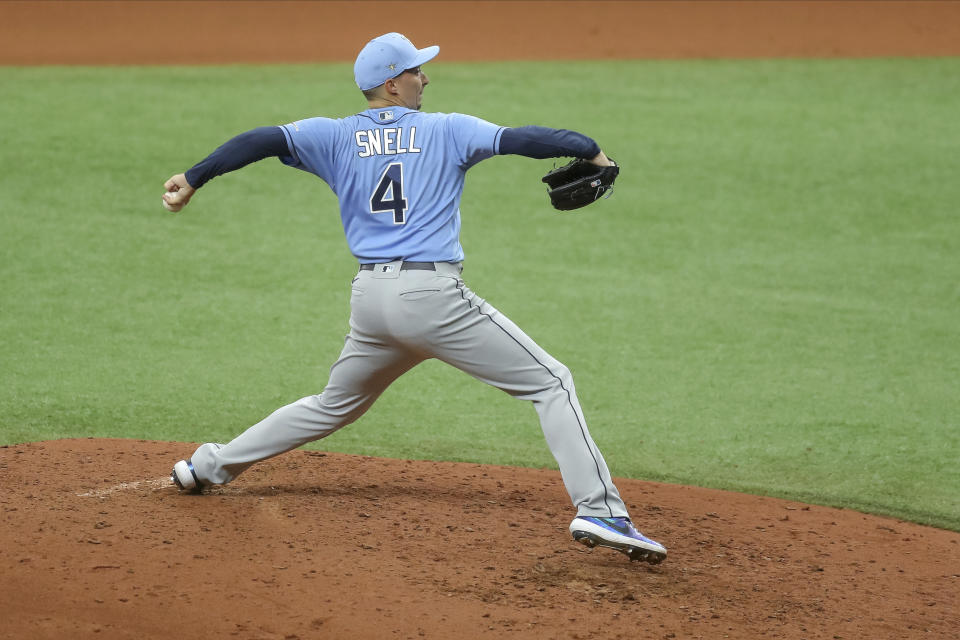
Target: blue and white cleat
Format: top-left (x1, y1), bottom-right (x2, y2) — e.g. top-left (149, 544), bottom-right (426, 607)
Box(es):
top-left (171, 459), bottom-right (204, 494)
top-left (569, 516), bottom-right (667, 564)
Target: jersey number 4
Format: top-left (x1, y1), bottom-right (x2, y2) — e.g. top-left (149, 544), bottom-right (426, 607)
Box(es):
top-left (370, 163), bottom-right (408, 224)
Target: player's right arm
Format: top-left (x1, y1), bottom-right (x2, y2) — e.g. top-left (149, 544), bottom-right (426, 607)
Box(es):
top-left (162, 126), bottom-right (290, 211)
top-left (443, 116), bottom-right (614, 175)
top-left (499, 126), bottom-right (615, 166)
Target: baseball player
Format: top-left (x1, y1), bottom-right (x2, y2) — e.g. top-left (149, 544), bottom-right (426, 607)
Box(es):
top-left (165, 33), bottom-right (666, 564)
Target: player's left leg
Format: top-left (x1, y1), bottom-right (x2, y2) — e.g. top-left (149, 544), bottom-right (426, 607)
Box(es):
top-left (189, 333), bottom-right (420, 486)
top-left (183, 269), bottom-right (425, 488)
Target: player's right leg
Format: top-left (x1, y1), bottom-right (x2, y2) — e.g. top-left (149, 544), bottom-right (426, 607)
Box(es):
top-left (568, 516), bottom-right (667, 564)
top-left (395, 266), bottom-right (666, 562)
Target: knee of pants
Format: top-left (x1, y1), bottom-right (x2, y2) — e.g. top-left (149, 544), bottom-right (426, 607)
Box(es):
top-left (295, 393), bottom-right (374, 430)
top-left (541, 361), bottom-right (576, 396)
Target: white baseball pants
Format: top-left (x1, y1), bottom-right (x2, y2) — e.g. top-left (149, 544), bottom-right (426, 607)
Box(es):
top-left (190, 261), bottom-right (627, 517)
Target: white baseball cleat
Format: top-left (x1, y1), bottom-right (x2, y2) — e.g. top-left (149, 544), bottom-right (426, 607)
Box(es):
top-left (171, 460), bottom-right (204, 494)
top-left (569, 516), bottom-right (667, 564)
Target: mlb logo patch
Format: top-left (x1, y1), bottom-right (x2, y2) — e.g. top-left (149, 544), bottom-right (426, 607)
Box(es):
top-left (379, 111), bottom-right (394, 121)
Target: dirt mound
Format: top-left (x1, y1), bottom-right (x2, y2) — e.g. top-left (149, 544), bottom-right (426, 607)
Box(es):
top-left (1, 439), bottom-right (957, 639)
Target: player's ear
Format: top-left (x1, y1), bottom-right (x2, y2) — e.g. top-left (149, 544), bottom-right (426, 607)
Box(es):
top-left (383, 77), bottom-right (400, 96)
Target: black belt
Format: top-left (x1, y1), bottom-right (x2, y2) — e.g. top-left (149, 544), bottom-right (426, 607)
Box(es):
top-left (359, 261), bottom-right (436, 271)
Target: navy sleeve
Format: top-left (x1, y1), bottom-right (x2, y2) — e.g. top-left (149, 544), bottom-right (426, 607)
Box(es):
top-left (498, 125), bottom-right (601, 159)
top-left (185, 126), bottom-right (290, 189)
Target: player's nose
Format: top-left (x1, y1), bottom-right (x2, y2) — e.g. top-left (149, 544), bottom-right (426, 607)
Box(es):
top-left (421, 71), bottom-right (429, 87)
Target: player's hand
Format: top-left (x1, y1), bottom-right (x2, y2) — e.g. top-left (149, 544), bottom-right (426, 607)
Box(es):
top-left (587, 151), bottom-right (615, 167)
top-left (162, 173), bottom-right (196, 212)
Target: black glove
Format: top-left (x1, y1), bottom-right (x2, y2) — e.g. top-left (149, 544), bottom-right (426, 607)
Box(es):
top-left (541, 158), bottom-right (619, 211)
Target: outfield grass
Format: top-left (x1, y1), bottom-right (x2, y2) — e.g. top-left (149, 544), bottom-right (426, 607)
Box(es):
top-left (1, 59), bottom-right (957, 530)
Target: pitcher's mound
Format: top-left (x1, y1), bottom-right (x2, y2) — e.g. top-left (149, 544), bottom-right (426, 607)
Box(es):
top-left (2, 439), bottom-right (956, 639)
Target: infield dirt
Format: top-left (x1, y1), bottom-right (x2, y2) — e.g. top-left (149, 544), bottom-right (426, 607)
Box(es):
top-left (3, 439), bottom-right (958, 639)
top-left (2, 2), bottom-right (959, 639)
top-left (3, 0), bottom-right (960, 64)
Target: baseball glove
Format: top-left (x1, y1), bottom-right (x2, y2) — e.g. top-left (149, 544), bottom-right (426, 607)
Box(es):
top-left (541, 158), bottom-right (619, 211)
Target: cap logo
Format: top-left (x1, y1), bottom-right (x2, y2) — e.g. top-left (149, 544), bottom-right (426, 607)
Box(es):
top-left (388, 63), bottom-right (396, 71)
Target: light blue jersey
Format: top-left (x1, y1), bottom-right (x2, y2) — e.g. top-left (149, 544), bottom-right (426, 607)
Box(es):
top-left (279, 107), bottom-right (504, 263)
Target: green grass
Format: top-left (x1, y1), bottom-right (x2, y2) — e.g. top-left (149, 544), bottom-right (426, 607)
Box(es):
top-left (1, 59), bottom-right (958, 530)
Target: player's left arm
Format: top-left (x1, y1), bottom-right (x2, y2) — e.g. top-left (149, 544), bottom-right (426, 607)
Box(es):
top-left (162, 126), bottom-right (290, 211)
top-left (499, 126), bottom-right (614, 167)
